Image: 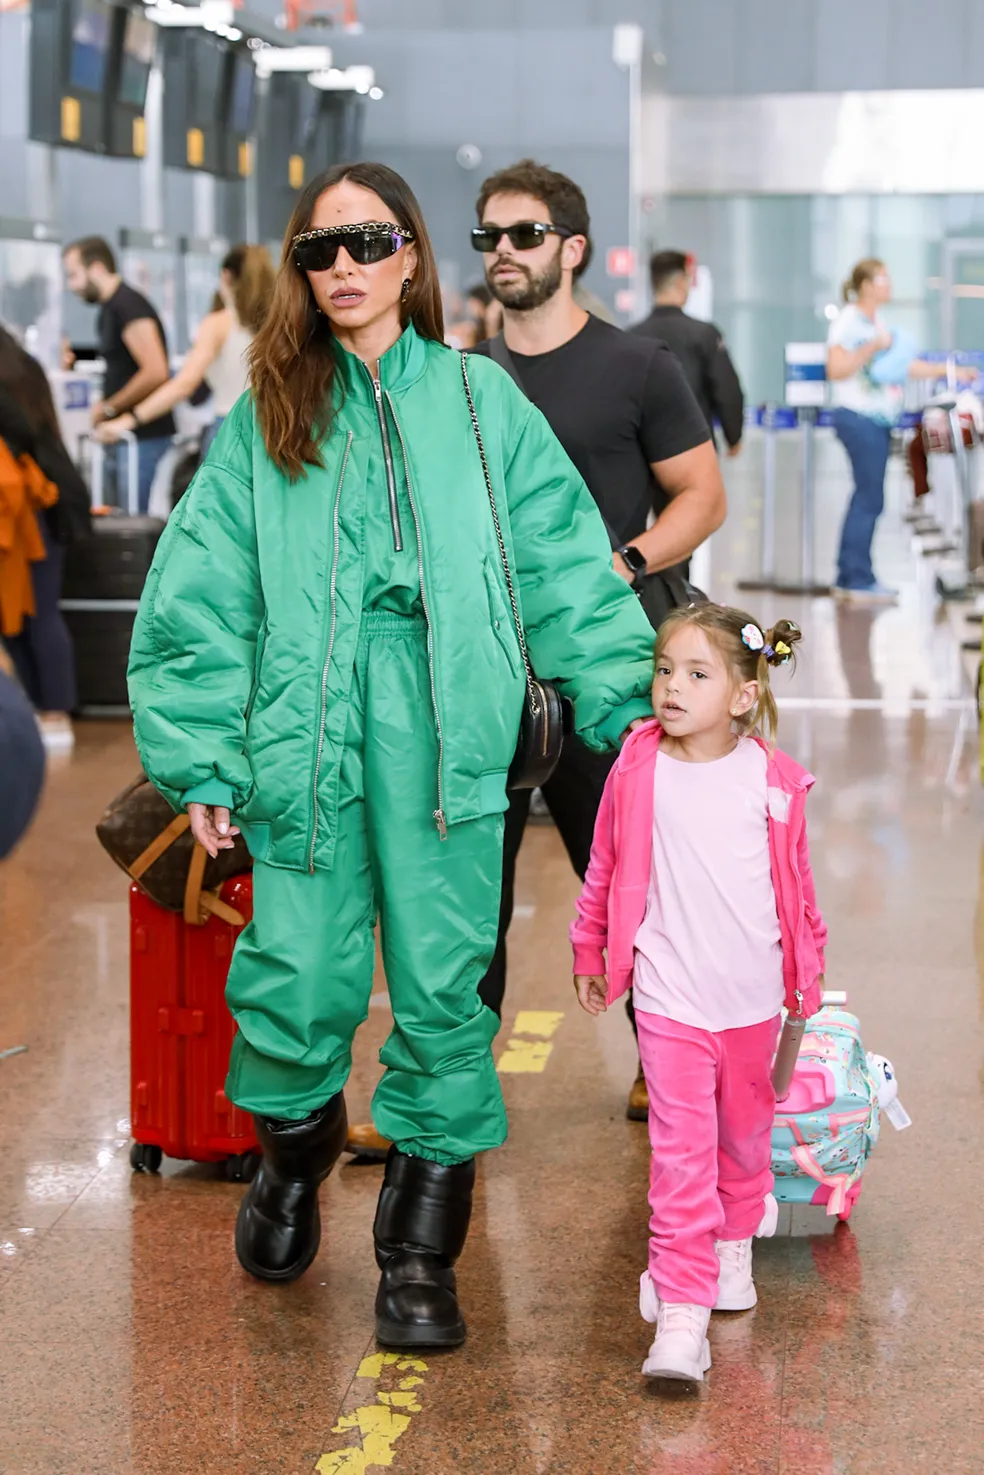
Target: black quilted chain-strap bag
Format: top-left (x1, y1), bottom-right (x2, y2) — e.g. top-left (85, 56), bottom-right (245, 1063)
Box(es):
top-left (460, 351), bottom-right (567, 790)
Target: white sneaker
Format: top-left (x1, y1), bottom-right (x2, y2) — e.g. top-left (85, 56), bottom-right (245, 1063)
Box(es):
top-left (641, 1302), bottom-right (712, 1382)
top-left (832, 582), bottom-right (898, 605)
top-left (713, 1237), bottom-right (756, 1311)
top-left (37, 714), bottom-right (75, 753)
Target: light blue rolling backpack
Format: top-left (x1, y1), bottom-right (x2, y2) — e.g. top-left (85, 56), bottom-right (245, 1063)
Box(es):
top-left (770, 1004), bottom-right (908, 1221)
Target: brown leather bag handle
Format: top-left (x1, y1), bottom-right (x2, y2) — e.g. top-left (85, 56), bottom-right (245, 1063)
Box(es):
top-left (182, 841), bottom-right (245, 928)
top-left (129, 813), bottom-right (190, 880)
top-left (183, 841), bottom-right (208, 924)
top-left (199, 890), bottom-right (246, 928)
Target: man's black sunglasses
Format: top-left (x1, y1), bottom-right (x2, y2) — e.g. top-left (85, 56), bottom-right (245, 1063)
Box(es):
top-left (471, 222), bottom-right (575, 254)
top-left (292, 222), bottom-right (415, 273)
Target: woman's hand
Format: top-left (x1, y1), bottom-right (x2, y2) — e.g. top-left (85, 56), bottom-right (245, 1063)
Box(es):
top-left (187, 803), bottom-right (240, 859)
top-left (93, 414), bottom-right (137, 445)
top-left (574, 975), bottom-right (608, 1015)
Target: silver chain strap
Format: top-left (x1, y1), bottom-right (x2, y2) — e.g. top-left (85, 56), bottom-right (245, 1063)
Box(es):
top-left (460, 352), bottom-right (539, 711)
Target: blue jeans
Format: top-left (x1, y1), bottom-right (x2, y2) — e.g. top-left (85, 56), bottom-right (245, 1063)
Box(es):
top-left (4, 519), bottom-right (77, 713)
top-left (833, 408), bottom-right (892, 590)
top-left (116, 436), bottom-right (172, 515)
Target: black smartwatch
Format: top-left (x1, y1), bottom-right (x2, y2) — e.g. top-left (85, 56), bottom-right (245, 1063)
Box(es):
top-left (617, 544), bottom-right (647, 590)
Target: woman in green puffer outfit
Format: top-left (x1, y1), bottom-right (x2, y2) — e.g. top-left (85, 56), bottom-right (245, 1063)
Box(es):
top-left (128, 162), bottom-right (654, 1349)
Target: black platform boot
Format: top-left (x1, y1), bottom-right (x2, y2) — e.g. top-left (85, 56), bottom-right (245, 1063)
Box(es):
top-left (235, 1093), bottom-right (348, 1283)
top-left (373, 1148), bottom-right (475, 1348)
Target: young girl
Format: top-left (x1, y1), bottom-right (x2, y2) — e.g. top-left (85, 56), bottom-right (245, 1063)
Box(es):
top-left (571, 604), bottom-right (827, 1385)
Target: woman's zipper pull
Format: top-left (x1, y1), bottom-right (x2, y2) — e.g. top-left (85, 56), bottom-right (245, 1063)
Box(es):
top-left (372, 375), bottom-right (404, 553)
top-left (433, 809), bottom-right (448, 841)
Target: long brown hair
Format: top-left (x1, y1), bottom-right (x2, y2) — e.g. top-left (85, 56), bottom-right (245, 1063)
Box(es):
top-left (655, 603), bottom-right (803, 748)
top-left (0, 326), bottom-right (62, 442)
top-left (249, 162), bottom-right (445, 479)
top-left (221, 244), bottom-right (276, 334)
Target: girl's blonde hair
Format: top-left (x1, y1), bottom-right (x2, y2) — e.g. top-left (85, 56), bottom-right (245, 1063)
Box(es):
top-left (842, 257), bottom-right (885, 304)
top-left (655, 603), bottom-right (802, 747)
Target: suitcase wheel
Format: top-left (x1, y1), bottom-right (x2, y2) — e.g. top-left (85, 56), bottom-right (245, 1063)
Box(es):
top-left (226, 1150), bottom-right (261, 1184)
top-left (130, 1142), bottom-right (163, 1174)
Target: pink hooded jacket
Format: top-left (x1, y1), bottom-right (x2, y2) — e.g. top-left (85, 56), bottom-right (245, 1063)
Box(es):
top-left (570, 722), bottom-right (827, 1018)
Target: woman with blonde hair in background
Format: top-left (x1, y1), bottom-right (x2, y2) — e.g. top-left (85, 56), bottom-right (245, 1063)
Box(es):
top-left (826, 256), bottom-right (974, 603)
top-left (96, 244), bottom-right (275, 460)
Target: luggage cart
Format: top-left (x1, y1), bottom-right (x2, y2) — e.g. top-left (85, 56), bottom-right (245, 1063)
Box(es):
top-left (60, 434), bottom-right (165, 715)
top-left (737, 404), bottom-right (832, 597)
top-left (927, 400), bottom-right (984, 601)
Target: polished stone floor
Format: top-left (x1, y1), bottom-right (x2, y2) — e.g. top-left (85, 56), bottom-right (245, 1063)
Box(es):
top-left (2, 440), bottom-right (983, 1473)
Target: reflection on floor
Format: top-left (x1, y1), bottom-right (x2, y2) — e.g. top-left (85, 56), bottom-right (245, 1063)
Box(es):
top-left (2, 456), bottom-right (984, 1473)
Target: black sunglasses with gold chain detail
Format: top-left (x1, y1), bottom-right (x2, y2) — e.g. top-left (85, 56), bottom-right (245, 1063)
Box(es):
top-left (292, 221), bottom-right (415, 273)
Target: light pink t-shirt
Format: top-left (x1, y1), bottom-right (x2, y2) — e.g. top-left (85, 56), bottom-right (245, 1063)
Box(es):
top-left (633, 738), bottom-right (784, 1031)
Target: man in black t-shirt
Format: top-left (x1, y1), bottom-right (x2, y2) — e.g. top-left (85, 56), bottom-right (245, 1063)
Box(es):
top-left (633, 249), bottom-right (745, 455)
top-left (63, 237), bottom-right (175, 514)
top-left (472, 162), bottom-right (726, 1118)
top-left (343, 162), bottom-right (727, 1161)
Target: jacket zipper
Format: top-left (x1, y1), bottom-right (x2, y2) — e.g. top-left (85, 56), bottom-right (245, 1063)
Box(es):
top-left (308, 432), bottom-right (353, 873)
top-left (371, 373), bottom-right (403, 553)
top-left (387, 390), bottom-right (447, 839)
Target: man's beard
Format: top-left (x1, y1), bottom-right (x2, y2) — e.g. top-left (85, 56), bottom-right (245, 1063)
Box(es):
top-left (81, 282), bottom-right (101, 304)
top-left (487, 252), bottom-right (563, 312)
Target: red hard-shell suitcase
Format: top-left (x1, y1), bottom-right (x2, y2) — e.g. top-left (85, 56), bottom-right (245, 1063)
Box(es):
top-left (128, 874), bottom-right (259, 1180)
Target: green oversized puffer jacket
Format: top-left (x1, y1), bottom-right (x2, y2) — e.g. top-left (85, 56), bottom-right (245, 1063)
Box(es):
top-left (128, 326), bottom-right (655, 873)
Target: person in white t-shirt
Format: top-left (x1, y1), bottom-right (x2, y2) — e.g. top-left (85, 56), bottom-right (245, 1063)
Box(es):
top-left (571, 603), bottom-right (827, 1387)
top-left (826, 258), bottom-right (973, 603)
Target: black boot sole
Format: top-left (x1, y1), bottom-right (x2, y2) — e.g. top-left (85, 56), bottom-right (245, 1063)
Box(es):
top-left (375, 1316), bottom-right (466, 1349)
top-left (234, 1206), bottom-right (322, 1284)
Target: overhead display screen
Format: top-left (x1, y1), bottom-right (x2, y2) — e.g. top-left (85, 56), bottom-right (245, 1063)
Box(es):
top-left (119, 11), bottom-right (156, 109)
top-left (68, 0), bottom-right (113, 93)
top-left (230, 54), bottom-right (255, 135)
top-left (193, 34), bottom-right (227, 124)
top-left (295, 81), bottom-right (320, 153)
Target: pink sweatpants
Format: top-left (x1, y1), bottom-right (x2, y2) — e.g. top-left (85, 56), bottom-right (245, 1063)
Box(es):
top-left (635, 1010), bottom-right (781, 1308)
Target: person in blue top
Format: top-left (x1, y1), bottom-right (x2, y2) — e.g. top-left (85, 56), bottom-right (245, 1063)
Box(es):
top-left (826, 257), bottom-right (974, 603)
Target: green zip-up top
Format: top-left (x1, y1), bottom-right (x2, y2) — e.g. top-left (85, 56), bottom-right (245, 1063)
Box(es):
top-left (128, 327), bottom-right (656, 873)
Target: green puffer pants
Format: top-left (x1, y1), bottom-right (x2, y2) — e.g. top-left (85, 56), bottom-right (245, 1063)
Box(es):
top-left (224, 611), bottom-right (507, 1165)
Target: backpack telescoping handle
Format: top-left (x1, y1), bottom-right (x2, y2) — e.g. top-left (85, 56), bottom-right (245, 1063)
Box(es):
top-left (772, 1017), bottom-right (807, 1101)
top-left (772, 989), bottom-right (848, 1101)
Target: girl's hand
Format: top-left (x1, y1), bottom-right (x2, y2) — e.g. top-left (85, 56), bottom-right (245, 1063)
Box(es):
top-left (574, 975), bottom-right (608, 1015)
top-left (187, 803), bottom-right (240, 859)
top-left (620, 717), bottom-right (648, 744)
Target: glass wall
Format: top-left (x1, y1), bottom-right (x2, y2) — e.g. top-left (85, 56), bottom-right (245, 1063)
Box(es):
top-left (649, 194), bottom-right (984, 403)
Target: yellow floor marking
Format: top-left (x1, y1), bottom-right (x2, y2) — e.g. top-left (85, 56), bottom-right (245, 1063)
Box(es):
top-left (512, 1010), bottom-right (564, 1038)
top-left (316, 1353), bottom-right (428, 1473)
top-left (496, 1009), bottom-right (565, 1073)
